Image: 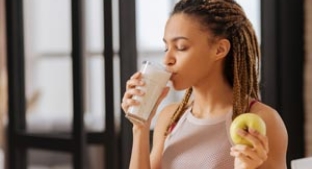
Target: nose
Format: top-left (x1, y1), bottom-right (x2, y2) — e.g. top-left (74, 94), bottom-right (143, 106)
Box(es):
top-left (163, 50), bottom-right (176, 67)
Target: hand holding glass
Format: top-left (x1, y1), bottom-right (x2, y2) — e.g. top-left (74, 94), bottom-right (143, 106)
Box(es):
top-left (126, 61), bottom-right (172, 124)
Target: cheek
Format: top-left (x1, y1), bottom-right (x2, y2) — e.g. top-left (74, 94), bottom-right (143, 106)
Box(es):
top-left (171, 72), bottom-right (194, 90)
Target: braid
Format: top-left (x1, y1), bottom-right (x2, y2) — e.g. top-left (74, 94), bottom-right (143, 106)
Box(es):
top-left (169, 0), bottom-right (260, 125)
top-left (165, 88), bottom-right (193, 136)
top-left (231, 22), bottom-right (260, 118)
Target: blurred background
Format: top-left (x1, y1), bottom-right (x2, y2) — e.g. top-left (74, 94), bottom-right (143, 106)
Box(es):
top-left (0, 0), bottom-right (310, 169)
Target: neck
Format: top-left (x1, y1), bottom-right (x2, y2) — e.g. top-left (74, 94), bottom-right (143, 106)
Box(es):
top-left (191, 68), bottom-right (233, 119)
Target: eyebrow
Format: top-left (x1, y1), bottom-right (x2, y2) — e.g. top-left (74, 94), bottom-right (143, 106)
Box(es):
top-left (163, 36), bottom-right (189, 43)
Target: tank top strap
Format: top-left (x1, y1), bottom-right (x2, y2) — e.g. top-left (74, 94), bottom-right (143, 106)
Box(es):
top-left (167, 102), bottom-right (194, 135)
top-left (168, 107), bottom-right (191, 136)
top-left (226, 99), bottom-right (259, 145)
top-left (248, 99), bottom-right (259, 112)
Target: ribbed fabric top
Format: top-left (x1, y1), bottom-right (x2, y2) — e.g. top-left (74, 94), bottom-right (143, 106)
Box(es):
top-left (161, 107), bottom-right (234, 169)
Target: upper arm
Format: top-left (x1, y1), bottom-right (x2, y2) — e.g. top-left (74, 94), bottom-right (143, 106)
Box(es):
top-left (253, 104), bottom-right (288, 169)
top-left (150, 103), bottom-right (179, 169)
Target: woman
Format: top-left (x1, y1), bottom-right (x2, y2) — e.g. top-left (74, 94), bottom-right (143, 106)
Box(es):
top-left (121, 0), bottom-right (288, 168)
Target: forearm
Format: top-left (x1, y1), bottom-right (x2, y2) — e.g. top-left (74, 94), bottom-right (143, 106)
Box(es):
top-left (129, 126), bottom-right (151, 169)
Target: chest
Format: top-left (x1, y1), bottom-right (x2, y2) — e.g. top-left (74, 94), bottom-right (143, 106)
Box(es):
top-left (161, 115), bottom-right (234, 169)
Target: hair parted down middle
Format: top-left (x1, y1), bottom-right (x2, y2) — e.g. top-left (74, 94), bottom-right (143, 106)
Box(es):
top-left (165, 0), bottom-right (260, 136)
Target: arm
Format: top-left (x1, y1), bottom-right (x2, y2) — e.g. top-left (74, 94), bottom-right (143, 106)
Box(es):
top-left (130, 124), bottom-right (152, 169)
top-left (257, 105), bottom-right (288, 169)
top-left (129, 103), bottom-right (178, 169)
top-left (121, 72), bottom-right (173, 169)
top-left (150, 104), bottom-right (178, 169)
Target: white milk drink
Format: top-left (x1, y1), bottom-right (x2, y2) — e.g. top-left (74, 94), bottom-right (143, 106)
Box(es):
top-left (126, 61), bottom-right (172, 124)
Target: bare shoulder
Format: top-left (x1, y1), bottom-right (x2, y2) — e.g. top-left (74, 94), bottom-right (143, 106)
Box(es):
top-left (251, 102), bottom-right (286, 130)
top-left (251, 101), bottom-right (288, 168)
top-left (153, 103), bottom-right (180, 140)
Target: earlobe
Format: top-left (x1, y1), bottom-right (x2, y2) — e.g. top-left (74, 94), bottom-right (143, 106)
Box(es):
top-left (215, 39), bottom-right (231, 60)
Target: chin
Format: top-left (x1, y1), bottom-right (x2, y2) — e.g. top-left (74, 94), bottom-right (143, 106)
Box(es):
top-left (171, 81), bottom-right (190, 91)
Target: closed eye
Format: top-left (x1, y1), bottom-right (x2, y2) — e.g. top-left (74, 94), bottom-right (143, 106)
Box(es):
top-left (177, 46), bottom-right (187, 51)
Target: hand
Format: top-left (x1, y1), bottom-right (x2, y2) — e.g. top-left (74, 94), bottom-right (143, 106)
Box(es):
top-left (230, 129), bottom-right (269, 169)
top-left (121, 72), bottom-right (145, 114)
top-left (121, 72), bottom-right (170, 127)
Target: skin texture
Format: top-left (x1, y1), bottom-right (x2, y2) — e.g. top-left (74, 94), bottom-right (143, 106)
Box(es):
top-left (121, 13), bottom-right (288, 169)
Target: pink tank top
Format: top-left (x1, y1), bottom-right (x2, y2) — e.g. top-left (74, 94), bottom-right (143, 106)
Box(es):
top-left (161, 108), bottom-right (234, 169)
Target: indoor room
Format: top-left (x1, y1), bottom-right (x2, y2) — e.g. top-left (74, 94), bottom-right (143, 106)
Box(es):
top-left (0, 0), bottom-right (311, 169)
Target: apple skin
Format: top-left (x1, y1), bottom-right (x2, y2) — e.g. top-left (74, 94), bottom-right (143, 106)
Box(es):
top-left (230, 113), bottom-right (266, 147)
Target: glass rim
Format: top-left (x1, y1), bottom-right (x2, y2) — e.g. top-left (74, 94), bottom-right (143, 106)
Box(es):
top-left (142, 60), bottom-right (170, 73)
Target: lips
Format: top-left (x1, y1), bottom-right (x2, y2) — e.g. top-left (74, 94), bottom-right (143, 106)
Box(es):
top-left (165, 68), bottom-right (175, 80)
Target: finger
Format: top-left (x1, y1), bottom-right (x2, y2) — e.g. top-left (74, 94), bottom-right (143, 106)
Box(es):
top-left (231, 145), bottom-right (263, 161)
top-left (126, 79), bottom-right (145, 90)
top-left (249, 129), bottom-right (270, 153)
top-left (238, 129), bottom-right (263, 149)
top-left (122, 89), bottom-right (145, 105)
top-left (238, 129), bottom-right (268, 160)
top-left (130, 72), bottom-right (142, 79)
top-left (121, 98), bottom-right (141, 112)
top-left (123, 88), bottom-right (145, 100)
top-left (121, 88), bottom-right (144, 111)
top-left (231, 146), bottom-right (264, 168)
top-left (231, 147), bottom-right (249, 159)
top-left (238, 130), bottom-right (268, 161)
top-left (230, 148), bottom-right (253, 163)
top-left (121, 102), bottom-right (128, 112)
top-left (126, 72), bottom-right (144, 89)
top-left (246, 129), bottom-right (269, 160)
top-left (234, 154), bottom-right (254, 168)
top-left (126, 72), bottom-right (142, 89)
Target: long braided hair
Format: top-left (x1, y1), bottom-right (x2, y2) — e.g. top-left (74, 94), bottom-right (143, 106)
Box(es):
top-left (165, 0), bottom-right (260, 136)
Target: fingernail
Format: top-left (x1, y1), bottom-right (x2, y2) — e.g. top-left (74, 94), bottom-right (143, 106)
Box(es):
top-left (249, 128), bottom-right (258, 134)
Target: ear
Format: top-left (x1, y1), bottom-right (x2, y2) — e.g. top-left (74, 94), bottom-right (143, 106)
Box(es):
top-left (214, 39), bottom-right (231, 60)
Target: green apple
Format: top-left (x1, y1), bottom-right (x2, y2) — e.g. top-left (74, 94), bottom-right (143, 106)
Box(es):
top-left (230, 113), bottom-right (266, 147)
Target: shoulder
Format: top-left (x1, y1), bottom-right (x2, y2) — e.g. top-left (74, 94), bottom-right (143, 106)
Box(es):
top-left (251, 101), bottom-right (288, 168)
top-left (251, 101), bottom-right (286, 129)
top-left (251, 101), bottom-right (287, 140)
top-left (154, 103), bottom-right (180, 137)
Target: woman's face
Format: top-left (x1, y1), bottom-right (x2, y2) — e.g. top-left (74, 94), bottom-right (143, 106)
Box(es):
top-left (163, 13), bottom-right (222, 90)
